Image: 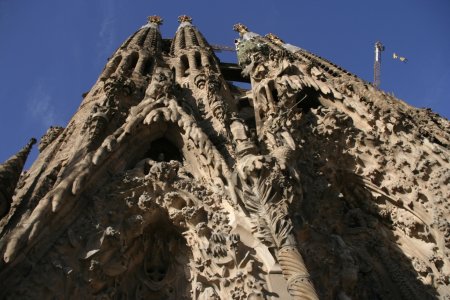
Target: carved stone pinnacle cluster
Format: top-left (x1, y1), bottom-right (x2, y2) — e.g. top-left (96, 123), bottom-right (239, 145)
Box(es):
top-left (0, 16), bottom-right (449, 299)
top-left (148, 15), bottom-right (163, 25)
top-left (178, 15), bottom-right (193, 24)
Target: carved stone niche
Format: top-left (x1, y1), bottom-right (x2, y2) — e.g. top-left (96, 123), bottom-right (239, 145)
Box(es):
top-left (120, 126), bottom-right (184, 168)
top-left (84, 110), bottom-right (110, 145)
top-left (116, 220), bottom-right (192, 300)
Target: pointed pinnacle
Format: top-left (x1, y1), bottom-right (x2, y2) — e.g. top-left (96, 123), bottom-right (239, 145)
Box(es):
top-left (233, 23), bottom-right (249, 35)
top-left (178, 15), bottom-right (192, 24)
top-left (27, 138), bottom-right (37, 148)
top-left (13, 138), bottom-right (36, 167)
top-left (0, 137), bottom-right (37, 217)
top-left (148, 15), bottom-right (163, 25)
top-left (265, 33), bottom-right (285, 45)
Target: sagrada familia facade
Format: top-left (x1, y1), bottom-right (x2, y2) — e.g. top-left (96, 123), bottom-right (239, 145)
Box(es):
top-left (0, 15), bottom-right (449, 299)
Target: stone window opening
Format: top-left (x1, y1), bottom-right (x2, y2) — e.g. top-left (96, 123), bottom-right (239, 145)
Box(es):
top-left (238, 97), bottom-right (256, 130)
top-left (142, 58), bottom-right (153, 76)
top-left (208, 55), bottom-right (217, 71)
top-left (270, 86), bottom-right (279, 103)
top-left (180, 55), bottom-right (189, 77)
top-left (145, 137), bottom-right (183, 163)
top-left (194, 52), bottom-right (201, 70)
top-left (121, 52), bottom-right (139, 75)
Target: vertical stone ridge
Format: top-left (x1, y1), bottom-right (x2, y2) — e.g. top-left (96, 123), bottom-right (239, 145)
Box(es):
top-left (171, 15), bottom-right (237, 166)
top-left (0, 138), bottom-right (36, 218)
top-left (234, 23), bottom-right (320, 299)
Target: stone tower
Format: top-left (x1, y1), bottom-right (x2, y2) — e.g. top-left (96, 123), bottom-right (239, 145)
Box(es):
top-left (0, 16), bottom-right (449, 299)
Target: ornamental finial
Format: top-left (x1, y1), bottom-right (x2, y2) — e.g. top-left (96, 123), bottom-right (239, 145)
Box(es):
top-left (233, 23), bottom-right (249, 35)
top-left (265, 33), bottom-right (284, 45)
top-left (178, 15), bottom-right (192, 24)
top-left (148, 15), bottom-right (163, 25)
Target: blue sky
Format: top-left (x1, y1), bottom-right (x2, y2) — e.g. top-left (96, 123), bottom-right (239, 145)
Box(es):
top-left (1, 0), bottom-right (449, 167)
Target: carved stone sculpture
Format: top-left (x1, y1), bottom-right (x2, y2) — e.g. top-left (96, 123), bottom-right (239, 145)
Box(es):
top-left (0, 16), bottom-right (449, 299)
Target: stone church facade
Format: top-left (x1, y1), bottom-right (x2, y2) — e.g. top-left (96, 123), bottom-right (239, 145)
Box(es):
top-left (0, 15), bottom-right (449, 299)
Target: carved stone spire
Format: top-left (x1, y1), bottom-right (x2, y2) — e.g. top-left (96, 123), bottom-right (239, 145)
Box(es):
top-left (147, 15), bottom-right (163, 26)
top-left (0, 138), bottom-right (36, 218)
top-left (172, 14), bottom-right (211, 54)
top-left (233, 23), bottom-right (261, 44)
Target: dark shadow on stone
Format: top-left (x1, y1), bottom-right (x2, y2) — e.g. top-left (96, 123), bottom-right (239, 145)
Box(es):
top-left (291, 110), bottom-right (438, 299)
top-left (296, 86), bottom-right (321, 113)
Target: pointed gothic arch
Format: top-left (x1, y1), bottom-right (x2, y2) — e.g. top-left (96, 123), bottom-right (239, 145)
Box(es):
top-left (180, 55), bottom-right (189, 77)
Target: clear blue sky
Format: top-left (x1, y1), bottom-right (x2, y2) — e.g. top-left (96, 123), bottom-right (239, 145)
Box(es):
top-left (1, 0), bottom-right (449, 167)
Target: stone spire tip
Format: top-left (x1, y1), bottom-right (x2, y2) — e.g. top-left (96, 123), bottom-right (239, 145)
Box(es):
top-left (0, 137), bottom-right (37, 218)
top-left (20, 138), bottom-right (37, 156)
top-left (233, 23), bottom-right (249, 35)
top-left (148, 15), bottom-right (163, 25)
top-left (178, 15), bottom-right (192, 24)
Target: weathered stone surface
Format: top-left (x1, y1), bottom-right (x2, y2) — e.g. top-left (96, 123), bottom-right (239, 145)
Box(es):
top-left (0, 17), bottom-right (448, 299)
top-left (39, 126), bottom-right (64, 152)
